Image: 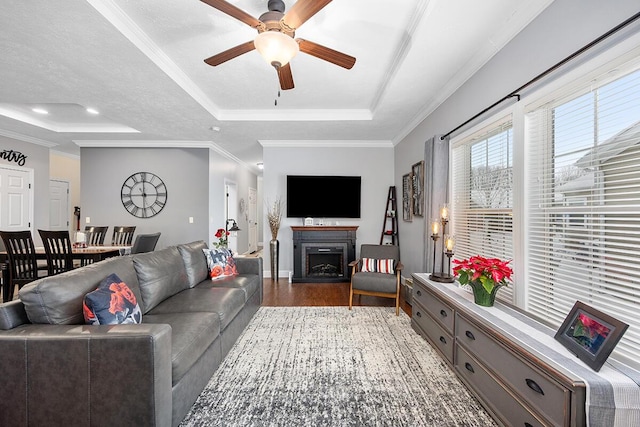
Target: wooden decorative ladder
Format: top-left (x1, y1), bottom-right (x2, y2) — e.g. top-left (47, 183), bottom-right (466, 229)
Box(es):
top-left (380, 186), bottom-right (399, 246)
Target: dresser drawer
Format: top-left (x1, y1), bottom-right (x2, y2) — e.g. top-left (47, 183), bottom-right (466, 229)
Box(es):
top-left (413, 301), bottom-right (454, 364)
top-left (456, 314), bottom-right (569, 426)
top-left (412, 284), bottom-right (454, 333)
top-left (456, 346), bottom-right (550, 427)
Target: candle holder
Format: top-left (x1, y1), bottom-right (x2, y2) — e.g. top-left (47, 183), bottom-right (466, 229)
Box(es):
top-left (429, 205), bottom-right (455, 283)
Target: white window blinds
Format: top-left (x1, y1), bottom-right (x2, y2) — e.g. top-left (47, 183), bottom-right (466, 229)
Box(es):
top-left (452, 118), bottom-right (514, 304)
top-left (526, 64), bottom-right (640, 368)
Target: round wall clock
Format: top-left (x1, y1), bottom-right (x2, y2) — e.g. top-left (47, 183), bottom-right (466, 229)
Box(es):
top-left (121, 172), bottom-right (168, 218)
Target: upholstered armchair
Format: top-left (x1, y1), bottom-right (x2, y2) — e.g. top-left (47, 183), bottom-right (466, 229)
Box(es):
top-left (349, 244), bottom-right (403, 315)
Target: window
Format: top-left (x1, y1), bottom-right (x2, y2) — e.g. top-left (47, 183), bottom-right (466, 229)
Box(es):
top-left (452, 118), bottom-right (514, 303)
top-left (526, 64), bottom-right (640, 368)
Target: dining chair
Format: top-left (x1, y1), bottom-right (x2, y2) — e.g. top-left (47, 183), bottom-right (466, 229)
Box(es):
top-left (84, 226), bottom-right (108, 246)
top-left (38, 230), bottom-right (75, 276)
top-left (111, 226), bottom-right (136, 245)
top-left (131, 232), bottom-right (161, 254)
top-left (0, 230), bottom-right (47, 302)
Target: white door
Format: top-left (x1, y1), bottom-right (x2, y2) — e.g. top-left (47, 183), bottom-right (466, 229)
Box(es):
top-left (49, 180), bottom-right (69, 231)
top-left (0, 166), bottom-right (32, 231)
top-left (248, 187), bottom-right (258, 253)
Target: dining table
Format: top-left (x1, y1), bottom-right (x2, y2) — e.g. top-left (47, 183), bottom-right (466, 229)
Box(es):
top-left (1, 245), bottom-right (131, 302)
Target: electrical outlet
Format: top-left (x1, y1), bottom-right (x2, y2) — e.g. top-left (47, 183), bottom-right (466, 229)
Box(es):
top-left (189, 217), bottom-right (194, 224)
top-left (85, 217), bottom-right (90, 224)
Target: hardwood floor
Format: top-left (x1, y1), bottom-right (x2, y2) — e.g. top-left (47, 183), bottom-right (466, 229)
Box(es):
top-left (262, 278), bottom-right (412, 316)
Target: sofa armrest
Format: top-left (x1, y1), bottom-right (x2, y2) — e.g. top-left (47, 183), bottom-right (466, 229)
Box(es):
top-left (0, 323), bottom-right (172, 427)
top-left (234, 256), bottom-right (262, 276)
top-left (234, 257), bottom-right (263, 303)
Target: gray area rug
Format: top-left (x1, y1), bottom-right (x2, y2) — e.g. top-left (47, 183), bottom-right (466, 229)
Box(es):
top-left (180, 307), bottom-right (497, 426)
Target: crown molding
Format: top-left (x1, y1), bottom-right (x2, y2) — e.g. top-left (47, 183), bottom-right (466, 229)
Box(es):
top-left (259, 140), bottom-right (393, 148)
top-left (73, 139), bottom-right (254, 173)
top-left (0, 129), bottom-right (57, 147)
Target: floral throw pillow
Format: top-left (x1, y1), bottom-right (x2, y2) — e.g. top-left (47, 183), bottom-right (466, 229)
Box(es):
top-left (361, 258), bottom-right (396, 274)
top-left (83, 273), bottom-right (142, 325)
top-left (203, 247), bottom-right (238, 280)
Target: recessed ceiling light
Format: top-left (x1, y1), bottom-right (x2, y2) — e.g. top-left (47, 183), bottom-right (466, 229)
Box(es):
top-left (86, 107), bottom-right (99, 115)
top-left (32, 108), bottom-right (48, 115)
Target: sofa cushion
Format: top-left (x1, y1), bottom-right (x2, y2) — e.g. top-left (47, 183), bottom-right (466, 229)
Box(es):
top-left (133, 247), bottom-right (189, 313)
top-left (195, 274), bottom-right (260, 303)
top-left (203, 248), bottom-right (238, 280)
top-left (148, 288), bottom-right (245, 330)
top-left (143, 311), bottom-right (220, 385)
top-left (83, 273), bottom-right (142, 325)
top-left (177, 241), bottom-right (209, 288)
top-left (19, 257), bottom-right (140, 325)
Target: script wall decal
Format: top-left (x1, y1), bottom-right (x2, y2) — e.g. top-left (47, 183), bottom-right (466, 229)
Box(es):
top-left (0, 149), bottom-right (27, 166)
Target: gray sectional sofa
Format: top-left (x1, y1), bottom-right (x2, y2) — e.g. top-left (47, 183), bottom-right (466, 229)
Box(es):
top-left (0, 240), bottom-right (263, 427)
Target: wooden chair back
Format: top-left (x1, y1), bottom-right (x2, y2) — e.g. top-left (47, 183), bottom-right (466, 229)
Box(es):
top-left (111, 226), bottom-right (136, 245)
top-left (84, 226), bottom-right (108, 245)
top-left (38, 230), bottom-right (74, 276)
top-left (0, 230), bottom-right (42, 301)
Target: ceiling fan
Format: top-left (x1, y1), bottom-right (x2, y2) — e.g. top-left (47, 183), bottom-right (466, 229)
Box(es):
top-left (200, 0), bottom-right (356, 90)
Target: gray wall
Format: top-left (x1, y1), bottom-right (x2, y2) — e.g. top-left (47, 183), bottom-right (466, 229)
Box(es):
top-left (394, 0), bottom-right (640, 275)
top-left (81, 147), bottom-right (257, 251)
top-left (263, 145), bottom-right (394, 278)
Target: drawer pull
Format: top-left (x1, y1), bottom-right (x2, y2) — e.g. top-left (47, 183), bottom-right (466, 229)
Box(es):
top-left (416, 311), bottom-right (422, 318)
top-left (416, 290), bottom-right (422, 296)
top-left (439, 336), bottom-right (447, 344)
top-left (465, 330), bottom-right (476, 340)
top-left (525, 378), bottom-right (544, 395)
top-left (464, 362), bottom-right (475, 373)
top-left (440, 309), bottom-right (448, 318)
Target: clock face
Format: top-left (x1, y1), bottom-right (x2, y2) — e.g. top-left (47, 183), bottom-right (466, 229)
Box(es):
top-left (121, 172), bottom-right (167, 218)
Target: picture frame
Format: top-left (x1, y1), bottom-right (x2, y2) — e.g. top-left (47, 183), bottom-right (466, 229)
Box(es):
top-left (554, 301), bottom-right (628, 372)
top-left (411, 161), bottom-right (425, 217)
top-left (402, 173), bottom-right (413, 222)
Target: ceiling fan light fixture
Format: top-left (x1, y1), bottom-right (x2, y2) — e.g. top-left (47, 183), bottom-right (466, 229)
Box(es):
top-left (254, 31), bottom-right (299, 68)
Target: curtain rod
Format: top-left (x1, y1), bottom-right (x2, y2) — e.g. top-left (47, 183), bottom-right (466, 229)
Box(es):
top-left (440, 10), bottom-right (640, 141)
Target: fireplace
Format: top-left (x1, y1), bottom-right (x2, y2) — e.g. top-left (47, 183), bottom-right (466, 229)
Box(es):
top-left (303, 244), bottom-right (347, 279)
top-left (292, 226), bottom-right (357, 283)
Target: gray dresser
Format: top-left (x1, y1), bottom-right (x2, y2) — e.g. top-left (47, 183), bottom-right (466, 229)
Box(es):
top-left (411, 274), bottom-right (587, 427)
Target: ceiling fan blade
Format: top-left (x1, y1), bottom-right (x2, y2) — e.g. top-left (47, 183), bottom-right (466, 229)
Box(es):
top-left (200, 0), bottom-right (261, 28)
top-left (278, 63), bottom-right (295, 90)
top-left (282, 0), bottom-right (332, 30)
top-left (297, 39), bottom-right (356, 69)
top-left (204, 40), bottom-right (256, 66)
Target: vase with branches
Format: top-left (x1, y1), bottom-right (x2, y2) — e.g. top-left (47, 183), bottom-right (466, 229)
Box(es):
top-left (266, 197), bottom-right (283, 281)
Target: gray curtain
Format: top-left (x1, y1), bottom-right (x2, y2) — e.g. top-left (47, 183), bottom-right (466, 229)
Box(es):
top-left (424, 135), bottom-right (450, 273)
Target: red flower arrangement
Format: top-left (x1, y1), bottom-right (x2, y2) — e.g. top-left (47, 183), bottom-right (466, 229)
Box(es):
top-left (214, 228), bottom-right (229, 248)
top-left (452, 255), bottom-right (513, 293)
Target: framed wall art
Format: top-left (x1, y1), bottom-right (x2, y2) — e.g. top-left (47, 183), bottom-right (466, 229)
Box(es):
top-left (554, 301), bottom-right (628, 372)
top-left (411, 161), bottom-right (425, 217)
top-left (402, 173), bottom-right (412, 222)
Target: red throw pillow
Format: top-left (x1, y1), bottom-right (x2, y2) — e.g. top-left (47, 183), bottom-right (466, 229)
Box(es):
top-left (83, 273), bottom-right (142, 325)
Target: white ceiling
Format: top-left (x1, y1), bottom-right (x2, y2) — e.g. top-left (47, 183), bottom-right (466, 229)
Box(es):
top-left (0, 0), bottom-right (553, 173)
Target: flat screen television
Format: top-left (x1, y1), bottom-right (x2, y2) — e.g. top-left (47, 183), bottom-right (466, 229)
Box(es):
top-left (286, 175), bottom-right (361, 218)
